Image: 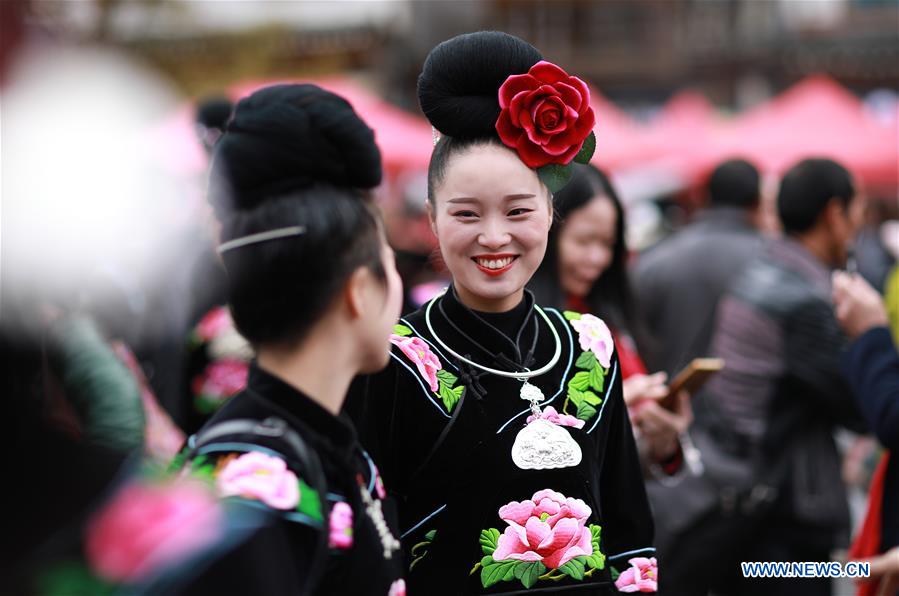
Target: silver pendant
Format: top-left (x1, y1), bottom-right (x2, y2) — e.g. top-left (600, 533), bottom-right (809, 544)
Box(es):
top-left (511, 419), bottom-right (583, 470)
top-left (519, 380), bottom-right (545, 403)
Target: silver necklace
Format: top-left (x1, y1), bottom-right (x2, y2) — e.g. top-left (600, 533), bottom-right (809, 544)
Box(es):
top-left (424, 292), bottom-right (582, 470)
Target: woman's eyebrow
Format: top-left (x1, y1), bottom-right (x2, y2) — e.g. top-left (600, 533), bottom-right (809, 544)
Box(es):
top-left (505, 193), bottom-right (537, 200)
top-left (447, 197), bottom-right (480, 204)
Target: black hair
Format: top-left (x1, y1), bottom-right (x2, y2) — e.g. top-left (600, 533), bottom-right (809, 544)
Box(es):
top-left (417, 31), bottom-right (543, 202)
top-left (208, 84), bottom-right (385, 348)
top-left (195, 96), bottom-right (234, 130)
top-left (708, 159), bottom-right (760, 208)
top-left (530, 164), bottom-right (639, 335)
top-left (777, 157), bottom-right (854, 234)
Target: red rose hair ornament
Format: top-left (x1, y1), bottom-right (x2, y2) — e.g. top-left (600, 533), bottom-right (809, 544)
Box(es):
top-left (495, 61), bottom-right (596, 192)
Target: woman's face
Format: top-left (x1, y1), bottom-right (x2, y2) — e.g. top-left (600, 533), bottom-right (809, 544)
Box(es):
top-left (430, 143), bottom-right (552, 312)
top-left (557, 194), bottom-right (617, 298)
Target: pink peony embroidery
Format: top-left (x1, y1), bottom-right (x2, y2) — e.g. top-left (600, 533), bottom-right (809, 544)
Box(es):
top-left (570, 314), bottom-right (614, 368)
top-left (493, 489), bottom-right (593, 569)
top-left (390, 334), bottom-right (442, 393)
top-left (216, 452), bottom-right (300, 510)
top-left (526, 405), bottom-right (585, 429)
top-left (387, 579), bottom-right (407, 596)
top-left (328, 501), bottom-right (354, 549)
top-left (195, 307), bottom-right (233, 342)
top-left (614, 557), bottom-right (658, 593)
top-left (85, 480), bottom-right (222, 583)
top-left (193, 359), bottom-right (248, 401)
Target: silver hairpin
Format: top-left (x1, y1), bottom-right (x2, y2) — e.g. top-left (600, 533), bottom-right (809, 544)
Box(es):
top-left (431, 126), bottom-right (441, 147)
top-left (217, 226), bottom-right (305, 254)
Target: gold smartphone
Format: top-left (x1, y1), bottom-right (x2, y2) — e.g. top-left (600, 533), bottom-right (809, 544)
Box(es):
top-left (660, 358), bottom-right (724, 410)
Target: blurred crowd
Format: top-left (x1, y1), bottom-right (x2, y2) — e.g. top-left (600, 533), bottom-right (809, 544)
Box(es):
top-left (2, 6), bottom-right (898, 596)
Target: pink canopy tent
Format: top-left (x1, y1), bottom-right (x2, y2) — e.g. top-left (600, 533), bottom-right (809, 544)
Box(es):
top-left (149, 76), bottom-right (433, 179)
top-left (589, 89), bottom-right (656, 172)
top-left (641, 91), bottom-right (726, 185)
top-left (704, 76), bottom-right (899, 192)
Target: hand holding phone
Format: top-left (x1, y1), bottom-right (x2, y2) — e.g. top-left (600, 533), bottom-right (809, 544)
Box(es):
top-left (659, 358), bottom-right (724, 410)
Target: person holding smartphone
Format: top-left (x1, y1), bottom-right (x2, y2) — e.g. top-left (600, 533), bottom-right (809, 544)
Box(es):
top-left (529, 164), bottom-right (693, 471)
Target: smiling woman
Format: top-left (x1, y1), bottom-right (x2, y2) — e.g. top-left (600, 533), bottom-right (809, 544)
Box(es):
top-left (345, 31), bottom-right (656, 595)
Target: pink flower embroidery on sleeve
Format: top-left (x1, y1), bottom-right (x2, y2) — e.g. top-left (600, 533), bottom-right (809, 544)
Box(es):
top-left (195, 307), bottom-right (233, 342)
top-left (216, 452), bottom-right (300, 510)
top-left (526, 405), bottom-right (585, 429)
top-left (390, 334), bottom-right (442, 393)
top-left (387, 578), bottom-right (406, 596)
top-left (570, 314), bottom-right (614, 368)
top-left (328, 501), bottom-right (354, 549)
top-left (614, 557), bottom-right (658, 593)
top-left (85, 480), bottom-right (222, 583)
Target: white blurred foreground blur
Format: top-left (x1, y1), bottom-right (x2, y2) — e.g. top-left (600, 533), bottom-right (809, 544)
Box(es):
top-left (3, 45), bottom-right (187, 323)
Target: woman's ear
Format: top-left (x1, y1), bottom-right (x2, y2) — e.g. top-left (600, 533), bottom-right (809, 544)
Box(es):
top-left (343, 266), bottom-right (371, 320)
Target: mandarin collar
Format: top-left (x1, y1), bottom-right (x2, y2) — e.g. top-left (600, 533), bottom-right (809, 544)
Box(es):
top-left (246, 362), bottom-right (358, 453)
top-left (430, 285), bottom-right (538, 367)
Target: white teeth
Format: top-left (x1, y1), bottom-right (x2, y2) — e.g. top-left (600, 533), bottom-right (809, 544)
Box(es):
top-left (477, 257), bottom-right (513, 269)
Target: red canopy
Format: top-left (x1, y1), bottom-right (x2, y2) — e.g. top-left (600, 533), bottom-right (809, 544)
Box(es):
top-left (706, 76), bottom-right (898, 192)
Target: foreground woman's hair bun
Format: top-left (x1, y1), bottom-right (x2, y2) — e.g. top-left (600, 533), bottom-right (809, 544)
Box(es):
top-left (417, 31), bottom-right (543, 141)
top-left (209, 83), bottom-right (382, 216)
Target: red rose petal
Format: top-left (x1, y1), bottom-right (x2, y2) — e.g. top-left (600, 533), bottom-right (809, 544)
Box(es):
top-left (554, 82), bottom-right (585, 113)
top-left (509, 89), bottom-right (537, 128)
top-left (529, 61), bottom-right (570, 84)
top-left (566, 77), bottom-right (592, 113)
top-left (519, 103), bottom-right (536, 133)
top-left (495, 109), bottom-right (522, 148)
top-left (516, 136), bottom-right (554, 169)
top-left (499, 74), bottom-right (539, 108)
top-left (535, 97), bottom-right (567, 134)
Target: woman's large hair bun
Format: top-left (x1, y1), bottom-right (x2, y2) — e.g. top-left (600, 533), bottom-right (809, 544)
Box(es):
top-left (417, 31), bottom-right (543, 141)
top-left (209, 84), bottom-right (382, 213)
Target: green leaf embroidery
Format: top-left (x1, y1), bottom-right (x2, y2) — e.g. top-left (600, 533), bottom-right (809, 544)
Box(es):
top-left (580, 390), bottom-right (602, 406)
top-left (589, 365), bottom-right (605, 392)
top-left (587, 525), bottom-right (605, 570)
top-left (481, 560), bottom-right (518, 588)
top-left (563, 310), bottom-right (582, 321)
top-left (393, 324), bottom-right (413, 336)
top-left (479, 528), bottom-right (501, 555)
top-left (570, 371), bottom-right (591, 391)
top-left (610, 566), bottom-right (621, 581)
top-left (576, 401), bottom-right (598, 422)
top-left (568, 387), bottom-right (585, 408)
top-left (436, 369), bottom-right (458, 385)
top-left (297, 479), bottom-right (323, 522)
top-left (575, 351), bottom-right (597, 370)
top-left (586, 551), bottom-right (606, 571)
top-left (558, 556), bottom-right (587, 580)
top-left (425, 529), bottom-right (437, 541)
top-left (439, 383), bottom-right (461, 412)
top-left (569, 387), bottom-right (600, 409)
top-left (537, 163), bottom-right (574, 194)
top-left (573, 131), bottom-right (597, 165)
top-left (36, 562), bottom-right (114, 596)
top-left (514, 561), bottom-right (547, 589)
